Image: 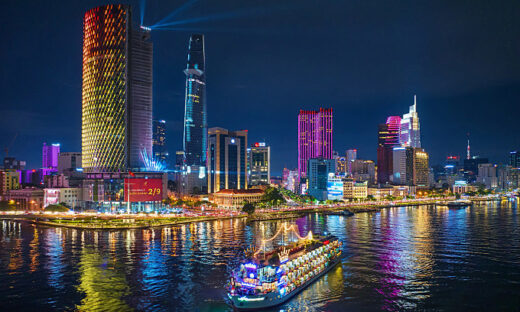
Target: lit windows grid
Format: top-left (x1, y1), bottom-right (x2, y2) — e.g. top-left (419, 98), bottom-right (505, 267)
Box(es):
top-left (82, 5), bottom-right (128, 172)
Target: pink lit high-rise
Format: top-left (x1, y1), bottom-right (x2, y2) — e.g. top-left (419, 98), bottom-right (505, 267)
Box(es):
top-left (298, 108), bottom-right (333, 179)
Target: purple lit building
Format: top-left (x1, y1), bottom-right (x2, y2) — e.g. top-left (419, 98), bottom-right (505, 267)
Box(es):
top-left (377, 116), bottom-right (401, 184)
top-left (42, 143), bottom-right (60, 169)
top-left (298, 108), bottom-right (333, 179)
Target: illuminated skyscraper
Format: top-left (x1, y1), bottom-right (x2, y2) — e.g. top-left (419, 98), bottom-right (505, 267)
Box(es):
top-left (42, 143), bottom-right (60, 169)
top-left (81, 5), bottom-right (153, 173)
top-left (377, 116), bottom-right (401, 184)
top-left (346, 149), bottom-right (357, 175)
top-left (183, 34), bottom-right (207, 192)
top-left (153, 120), bottom-right (167, 163)
top-left (207, 128), bottom-right (248, 193)
top-left (400, 95), bottom-right (421, 148)
top-left (249, 143), bottom-right (271, 186)
top-left (298, 108), bottom-right (333, 179)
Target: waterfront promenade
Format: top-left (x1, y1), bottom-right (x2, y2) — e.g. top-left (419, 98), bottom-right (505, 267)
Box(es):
top-left (0, 196), bottom-right (500, 230)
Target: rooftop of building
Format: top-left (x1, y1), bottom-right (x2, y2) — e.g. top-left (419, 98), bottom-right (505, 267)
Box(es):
top-left (214, 189), bottom-right (264, 195)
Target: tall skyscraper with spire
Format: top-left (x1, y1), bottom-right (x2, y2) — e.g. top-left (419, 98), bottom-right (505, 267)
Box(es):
top-left (182, 34), bottom-right (207, 193)
top-left (400, 95), bottom-right (421, 148)
top-left (81, 4), bottom-right (153, 173)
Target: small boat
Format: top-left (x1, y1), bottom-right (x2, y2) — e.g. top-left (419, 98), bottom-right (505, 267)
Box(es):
top-left (227, 228), bottom-right (342, 310)
top-left (324, 210), bottom-right (354, 217)
top-left (446, 200), bottom-right (472, 209)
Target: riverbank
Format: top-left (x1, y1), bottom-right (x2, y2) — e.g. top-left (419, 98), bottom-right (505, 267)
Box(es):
top-left (0, 197), bottom-right (499, 229)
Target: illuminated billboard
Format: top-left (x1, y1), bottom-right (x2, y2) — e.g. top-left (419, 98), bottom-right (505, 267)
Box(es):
top-left (327, 176), bottom-right (343, 201)
top-left (124, 178), bottom-right (163, 202)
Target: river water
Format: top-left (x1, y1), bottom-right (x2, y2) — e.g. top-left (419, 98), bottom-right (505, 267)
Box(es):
top-left (1, 200), bottom-right (519, 311)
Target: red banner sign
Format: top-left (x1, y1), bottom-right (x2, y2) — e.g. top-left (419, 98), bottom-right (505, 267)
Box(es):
top-left (124, 178), bottom-right (163, 202)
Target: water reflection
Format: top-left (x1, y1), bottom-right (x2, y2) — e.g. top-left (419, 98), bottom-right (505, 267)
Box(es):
top-left (76, 247), bottom-right (131, 311)
top-left (0, 200), bottom-right (519, 311)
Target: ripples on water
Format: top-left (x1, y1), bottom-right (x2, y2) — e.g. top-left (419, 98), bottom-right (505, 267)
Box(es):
top-left (0, 200), bottom-right (519, 311)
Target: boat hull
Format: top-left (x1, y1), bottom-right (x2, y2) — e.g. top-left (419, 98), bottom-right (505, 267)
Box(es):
top-left (229, 256), bottom-right (342, 311)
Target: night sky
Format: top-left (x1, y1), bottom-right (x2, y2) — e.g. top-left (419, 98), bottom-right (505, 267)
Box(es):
top-left (1, 0), bottom-right (519, 175)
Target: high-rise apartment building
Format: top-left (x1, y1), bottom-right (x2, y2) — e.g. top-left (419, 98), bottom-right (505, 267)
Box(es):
top-left (400, 95), bottom-right (421, 148)
top-left (377, 116), bottom-right (401, 184)
top-left (183, 34), bottom-right (207, 192)
top-left (207, 128), bottom-right (248, 193)
top-left (153, 120), bottom-right (167, 163)
top-left (249, 142), bottom-right (270, 186)
top-left (82, 4), bottom-right (153, 173)
top-left (42, 143), bottom-right (60, 169)
top-left (298, 108), bottom-right (333, 179)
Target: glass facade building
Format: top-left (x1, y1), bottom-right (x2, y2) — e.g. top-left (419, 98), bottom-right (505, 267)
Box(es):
top-left (400, 95), bottom-right (421, 148)
top-left (207, 128), bottom-right (248, 193)
top-left (81, 4), bottom-right (153, 173)
top-left (153, 120), bottom-right (167, 163)
top-left (183, 34), bottom-right (207, 192)
top-left (377, 116), bottom-right (401, 184)
top-left (249, 143), bottom-right (271, 185)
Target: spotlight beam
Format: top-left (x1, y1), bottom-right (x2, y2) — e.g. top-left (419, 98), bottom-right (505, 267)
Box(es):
top-left (151, 8), bottom-right (264, 29)
top-left (151, 0), bottom-right (199, 28)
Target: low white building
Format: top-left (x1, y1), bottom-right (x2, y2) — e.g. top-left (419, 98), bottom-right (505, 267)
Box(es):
top-left (44, 188), bottom-right (82, 208)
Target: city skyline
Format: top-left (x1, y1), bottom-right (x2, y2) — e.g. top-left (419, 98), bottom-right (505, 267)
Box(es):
top-left (1, 0), bottom-right (519, 174)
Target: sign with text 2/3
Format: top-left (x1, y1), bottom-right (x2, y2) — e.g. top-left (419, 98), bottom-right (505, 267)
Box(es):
top-left (124, 178), bottom-right (163, 202)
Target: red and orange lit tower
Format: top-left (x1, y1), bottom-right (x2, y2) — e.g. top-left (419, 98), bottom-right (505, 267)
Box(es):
top-left (82, 4), bottom-right (153, 173)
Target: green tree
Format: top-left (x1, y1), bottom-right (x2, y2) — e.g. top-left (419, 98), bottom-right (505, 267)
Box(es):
top-left (45, 204), bottom-right (70, 213)
top-left (242, 202), bottom-right (256, 215)
top-left (0, 201), bottom-right (17, 211)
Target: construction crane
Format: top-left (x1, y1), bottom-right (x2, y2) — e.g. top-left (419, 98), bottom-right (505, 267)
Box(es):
top-left (4, 132), bottom-right (18, 157)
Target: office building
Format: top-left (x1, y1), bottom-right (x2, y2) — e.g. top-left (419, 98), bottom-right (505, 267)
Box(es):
top-left (0, 169), bottom-right (20, 197)
top-left (6, 188), bottom-right (44, 211)
top-left (327, 175), bottom-right (344, 200)
top-left (183, 34), bottom-right (208, 193)
top-left (351, 160), bottom-right (376, 184)
top-left (44, 188), bottom-right (82, 209)
top-left (249, 142), bottom-right (270, 186)
top-left (58, 152), bottom-right (82, 175)
top-left (343, 179), bottom-right (368, 200)
top-left (207, 128), bottom-right (248, 193)
top-left (377, 116), bottom-right (401, 184)
top-left (400, 95), bottom-right (421, 148)
top-left (298, 108), bottom-right (333, 179)
top-left (477, 163), bottom-right (498, 189)
top-left (464, 157), bottom-right (489, 183)
top-left (82, 4), bottom-right (153, 173)
top-left (346, 149), bottom-right (357, 174)
top-left (408, 148), bottom-right (430, 187)
top-left (510, 151), bottom-right (520, 169)
top-left (392, 147), bottom-right (407, 184)
top-left (42, 143), bottom-right (60, 169)
top-left (335, 156), bottom-right (347, 175)
top-left (153, 120), bottom-right (168, 163)
top-left (3, 157), bottom-right (26, 170)
top-left (307, 158), bottom-right (335, 201)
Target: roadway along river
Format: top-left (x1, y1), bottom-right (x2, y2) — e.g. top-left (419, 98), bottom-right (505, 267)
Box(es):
top-left (1, 200), bottom-right (519, 311)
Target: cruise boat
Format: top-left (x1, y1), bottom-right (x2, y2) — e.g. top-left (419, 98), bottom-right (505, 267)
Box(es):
top-left (227, 226), bottom-right (342, 310)
top-left (446, 199), bottom-right (473, 208)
